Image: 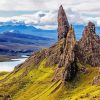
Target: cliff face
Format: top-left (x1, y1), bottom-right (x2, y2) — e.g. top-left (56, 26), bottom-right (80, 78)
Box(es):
top-left (77, 22), bottom-right (100, 66)
top-left (58, 5), bottom-right (69, 40)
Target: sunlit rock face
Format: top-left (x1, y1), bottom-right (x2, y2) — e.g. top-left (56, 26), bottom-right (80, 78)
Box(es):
top-left (77, 22), bottom-right (100, 67)
top-left (57, 5), bottom-right (69, 40)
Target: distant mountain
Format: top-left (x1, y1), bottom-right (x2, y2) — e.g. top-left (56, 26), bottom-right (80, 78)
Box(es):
top-left (0, 21), bottom-right (99, 40)
top-left (0, 31), bottom-right (55, 56)
top-left (0, 21), bottom-right (57, 39)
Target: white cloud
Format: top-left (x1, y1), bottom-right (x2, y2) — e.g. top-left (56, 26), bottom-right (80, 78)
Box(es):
top-left (0, 0), bottom-right (99, 11)
top-left (0, 0), bottom-right (99, 29)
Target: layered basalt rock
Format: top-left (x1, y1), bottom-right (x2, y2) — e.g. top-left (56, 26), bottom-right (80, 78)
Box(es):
top-left (77, 22), bottom-right (100, 66)
top-left (58, 5), bottom-right (69, 40)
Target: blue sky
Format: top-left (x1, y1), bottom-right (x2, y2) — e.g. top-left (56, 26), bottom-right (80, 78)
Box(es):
top-left (0, 0), bottom-right (100, 29)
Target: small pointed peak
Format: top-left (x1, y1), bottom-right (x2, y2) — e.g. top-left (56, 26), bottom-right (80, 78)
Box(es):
top-left (66, 25), bottom-right (76, 42)
top-left (58, 5), bottom-right (64, 14)
top-left (69, 24), bottom-right (74, 33)
top-left (82, 21), bottom-right (96, 38)
top-left (87, 21), bottom-right (95, 34)
top-left (59, 5), bottom-right (63, 8)
top-left (88, 21), bottom-right (95, 26)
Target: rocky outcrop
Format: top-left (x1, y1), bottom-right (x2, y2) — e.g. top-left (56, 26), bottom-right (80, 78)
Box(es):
top-left (57, 26), bottom-right (78, 81)
top-left (57, 7), bottom-right (100, 82)
top-left (62, 27), bottom-right (78, 81)
top-left (77, 22), bottom-right (100, 66)
top-left (58, 5), bottom-right (69, 40)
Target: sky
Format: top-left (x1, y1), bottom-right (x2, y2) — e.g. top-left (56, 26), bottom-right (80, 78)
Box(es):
top-left (0, 0), bottom-right (100, 30)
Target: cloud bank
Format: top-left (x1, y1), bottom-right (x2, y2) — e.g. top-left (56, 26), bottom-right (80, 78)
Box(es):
top-left (0, 0), bottom-right (99, 29)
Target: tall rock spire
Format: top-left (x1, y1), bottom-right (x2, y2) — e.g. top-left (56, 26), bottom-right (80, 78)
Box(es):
top-left (58, 5), bottom-right (69, 40)
top-left (57, 6), bottom-right (78, 82)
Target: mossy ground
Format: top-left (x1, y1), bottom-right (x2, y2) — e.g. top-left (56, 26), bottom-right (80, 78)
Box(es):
top-left (0, 60), bottom-right (100, 100)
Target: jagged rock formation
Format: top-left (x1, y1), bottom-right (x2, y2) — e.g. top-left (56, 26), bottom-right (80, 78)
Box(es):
top-left (58, 5), bottom-right (69, 40)
top-left (77, 22), bottom-right (100, 66)
top-left (0, 5), bottom-right (100, 100)
top-left (15, 6), bottom-right (100, 83)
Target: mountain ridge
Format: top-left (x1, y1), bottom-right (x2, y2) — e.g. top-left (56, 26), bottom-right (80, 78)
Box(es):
top-left (0, 21), bottom-right (100, 41)
top-left (0, 31), bottom-right (55, 57)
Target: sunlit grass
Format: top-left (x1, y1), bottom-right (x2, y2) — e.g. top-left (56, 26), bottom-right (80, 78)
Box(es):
top-left (0, 60), bottom-right (99, 100)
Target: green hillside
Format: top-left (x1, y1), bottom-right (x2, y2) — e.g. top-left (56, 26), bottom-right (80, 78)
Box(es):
top-left (0, 59), bottom-right (100, 100)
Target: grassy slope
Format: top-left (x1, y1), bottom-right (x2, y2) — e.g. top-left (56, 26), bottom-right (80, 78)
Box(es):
top-left (0, 60), bottom-right (100, 100)
top-left (0, 72), bottom-right (9, 80)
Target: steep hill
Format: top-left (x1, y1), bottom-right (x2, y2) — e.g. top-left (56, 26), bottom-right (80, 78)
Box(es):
top-left (0, 56), bottom-right (100, 100)
top-left (0, 5), bottom-right (100, 100)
